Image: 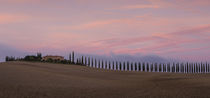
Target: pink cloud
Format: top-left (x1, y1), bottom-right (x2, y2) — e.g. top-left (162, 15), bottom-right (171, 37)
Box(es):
top-left (2, 0), bottom-right (44, 4)
top-left (83, 24), bottom-right (210, 55)
top-left (117, 4), bottom-right (160, 9)
top-left (56, 17), bottom-right (141, 31)
top-left (0, 13), bottom-right (29, 24)
top-left (149, 0), bottom-right (210, 14)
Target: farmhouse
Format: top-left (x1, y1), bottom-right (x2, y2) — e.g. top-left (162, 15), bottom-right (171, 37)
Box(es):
top-left (42, 55), bottom-right (64, 61)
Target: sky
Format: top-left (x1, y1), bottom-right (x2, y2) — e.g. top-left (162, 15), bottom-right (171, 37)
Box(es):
top-left (0, 0), bottom-right (210, 62)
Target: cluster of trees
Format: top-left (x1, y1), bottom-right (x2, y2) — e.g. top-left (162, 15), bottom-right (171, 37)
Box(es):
top-left (5, 56), bottom-right (16, 61)
top-left (24, 53), bottom-right (42, 61)
top-left (5, 53), bottom-right (42, 62)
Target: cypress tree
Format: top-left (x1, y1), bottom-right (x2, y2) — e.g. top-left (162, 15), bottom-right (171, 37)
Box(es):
top-left (151, 63), bottom-right (153, 72)
top-left (135, 62), bottom-right (137, 71)
top-left (162, 63), bottom-right (164, 72)
top-left (186, 62), bottom-right (189, 73)
top-left (142, 62), bottom-right (145, 72)
top-left (120, 62), bottom-right (122, 71)
top-left (91, 58), bottom-right (94, 67)
top-left (69, 53), bottom-right (71, 64)
top-left (131, 62), bottom-right (133, 71)
top-left (113, 61), bottom-right (115, 70)
top-left (127, 61), bottom-right (129, 71)
top-left (191, 63), bottom-right (194, 73)
top-left (200, 62), bottom-right (203, 73)
top-left (97, 59), bottom-right (99, 68)
top-left (206, 62), bottom-right (208, 73)
top-left (72, 51), bottom-right (75, 64)
top-left (164, 63), bottom-right (166, 72)
top-left (177, 63), bottom-right (179, 73)
top-left (123, 62), bottom-right (126, 71)
top-left (95, 58), bottom-right (97, 68)
top-left (139, 62), bottom-right (141, 71)
top-left (98, 59), bottom-right (100, 68)
top-left (81, 56), bottom-right (84, 65)
top-left (154, 63), bottom-right (157, 72)
top-left (116, 61), bottom-right (118, 70)
top-left (158, 63), bottom-right (161, 72)
top-left (173, 63), bottom-right (175, 73)
top-left (79, 58), bottom-right (81, 65)
top-left (5, 56), bottom-right (9, 62)
top-left (191, 63), bottom-right (193, 73)
top-left (76, 58), bottom-right (78, 65)
top-left (105, 60), bottom-right (107, 69)
top-left (144, 62), bottom-right (147, 72)
top-left (102, 60), bottom-right (104, 69)
top-left (196, 63), bottom-right (198, 73)
top-left (88, 57), bottom-right (90, 66)
top-left (85, 57), bottom-right (87, 66)
top-left (194, 63), bottom-right (196, 73)
top-left (109, 61), bottom-right (111, 70)
top-left (181, 63), bottom-right (183, 73)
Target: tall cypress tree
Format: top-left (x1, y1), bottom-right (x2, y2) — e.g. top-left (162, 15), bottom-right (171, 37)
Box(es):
top-left (69, 53), bottom-right (71, 64)
top-left (187, 62), bottom-right (189, 73)
top-left (102, 60), bottom-right (104, 69)
top-left (72, 51), bottom-right (75, 64)
top-left (123, 62), bottom-right (126, 71)
top-left (95, 58), bottom-right (97, 68)
top-left (142, 62), bottom-right (145, 72)
top-left (127, 61), bottom-right (129, 71)
top-left (151, 63), bottom-right (154, 72)
top-left (109, 61), bottom-right (111, 70)
top-left (139, 62), bottom-right (141, 71)
top-left (135, 62), bottom-right (137, 71)
top-left (98, 59), bottom-right (100, 68)
top-left (131, 62), bottom-right (133, 71)
top-left (85, 56), bottom-right (87, 66)
top-left (177, 63), bottom-right (179, 73)
top-left (120, 62), bottom-right (122, 71)
top-left (194, 63), bottom-right (196, 73)
top-left (116, 61), bottom-right (118, 70)
top-left (172, 63), bottom-right (175, 73)
top-left (196, 63), bottom-right (198, 73)
top-left (88, 57), bottom-right (90, 66)
top-left (206, 62), bottom-right (208, 73)
top-left (105, 60), bottom-right (108, 69)
top-left (5, 56), bottom-right (9, 62)
top-left (113, 61), bottom-right (115, 70)
top-left (76, 58), bottom-right (78, 64)
top-left (81, 56), bottom-right (84, 65)
top-left (92, 58), bottom-right (94, 67)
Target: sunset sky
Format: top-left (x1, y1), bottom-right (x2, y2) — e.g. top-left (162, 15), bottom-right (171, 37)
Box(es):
top-left (0, 0), bottom-right (210, 61)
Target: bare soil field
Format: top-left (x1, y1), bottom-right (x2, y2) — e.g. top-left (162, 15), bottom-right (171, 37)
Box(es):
top-left (0, 61), bottom-right (210, 98)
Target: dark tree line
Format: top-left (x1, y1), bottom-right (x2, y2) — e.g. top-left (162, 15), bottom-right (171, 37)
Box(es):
top-left (76, 54), bottom-right (210, 73)
top-left (5, 51), bottom-right (210, 73)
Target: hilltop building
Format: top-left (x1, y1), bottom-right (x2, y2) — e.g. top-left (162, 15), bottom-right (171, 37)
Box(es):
top-left (42, 55), bottom-right (64, 61)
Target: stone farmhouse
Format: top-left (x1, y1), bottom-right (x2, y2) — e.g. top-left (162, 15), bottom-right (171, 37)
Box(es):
top-left (42, 55), bottom-right (64, 61)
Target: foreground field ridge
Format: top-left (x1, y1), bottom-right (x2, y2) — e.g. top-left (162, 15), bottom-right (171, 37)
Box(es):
top-left (0, 61), bottom-right (210, 98)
